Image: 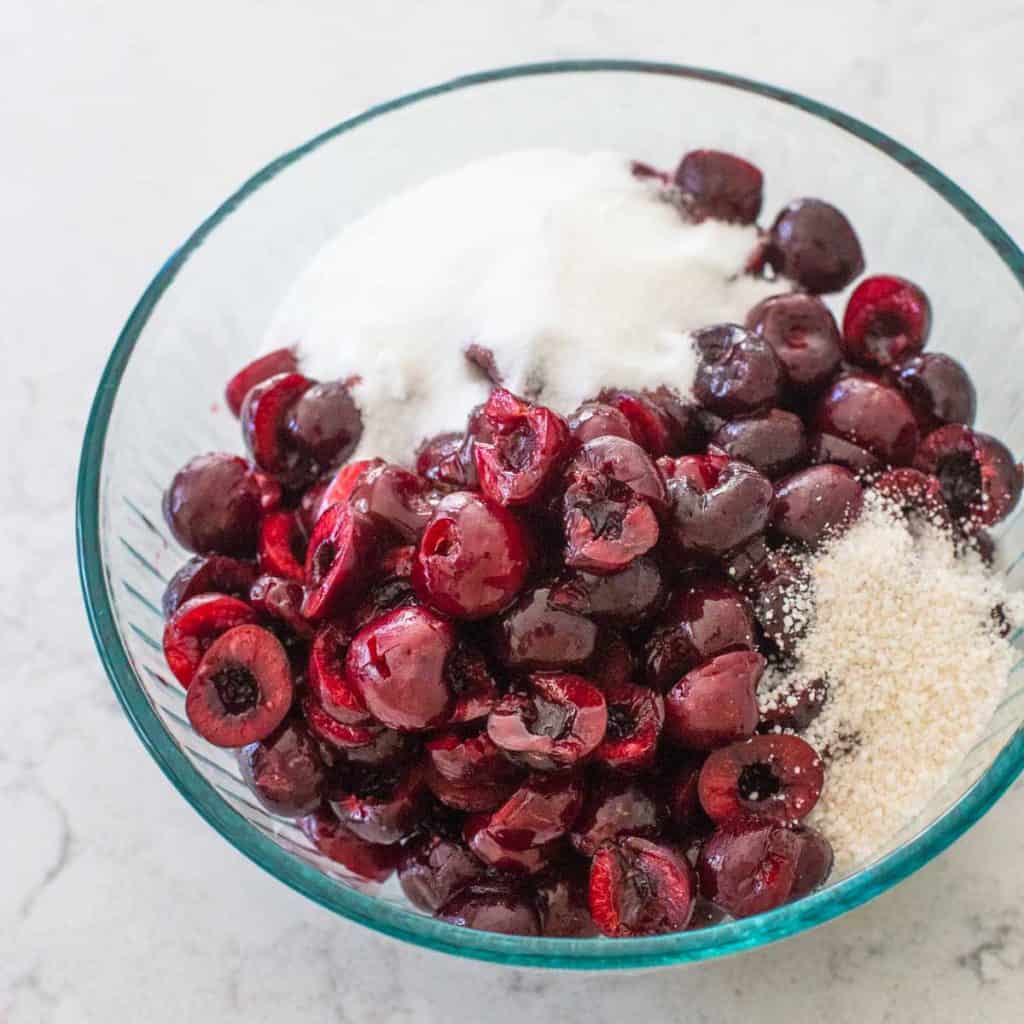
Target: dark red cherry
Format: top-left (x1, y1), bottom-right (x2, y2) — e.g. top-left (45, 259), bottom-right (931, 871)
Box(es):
top-left (771, 465), bottom-right (864, 545)
top-left (814, 375), bottom-right (919, 466)
top-left (164, 454), bottom-right (263, 556)
top-left (674, 149), bottom-right (763, 224)
top-left (698, 734), bottom-right (824, 825)
top-left (185, 625), bottom-right (294, 748)
top-left (711, 409), bottom-right (808, 479)
top-left (473, 388), bottom-right (571, 507)
top-left (765, 199), bottom-right (865, 293)
top-left (643, 577), bottom-right (756, 691)
top-left (589, 837), bottom-right (695, 937)
top-left (842, 275), bottom-right (931, 369)
top-left (692, 324), bottom-right (784, 417)
top-left (487, 673), bottom-right (608, 772)
top-left (494, 585), bottom-right (599, 671)
top-left (914, 424), bottom-right (1023, 527)
top-left (660, 453), bottom-right (773, 558)
top-left (745, 293), bottom-right (843, 393)
top-left (895, 353), bottom-right (977, 428)
top-left (413, 491), bottom-right (530, 619)
top-left (345, 606), bottom-right (457, 732)
top-left (665, 651), bottom-right (764, 750)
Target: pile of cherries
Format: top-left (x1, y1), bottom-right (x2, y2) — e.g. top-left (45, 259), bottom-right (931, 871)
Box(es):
top-left (160, 149), bottom-right (1022, 939)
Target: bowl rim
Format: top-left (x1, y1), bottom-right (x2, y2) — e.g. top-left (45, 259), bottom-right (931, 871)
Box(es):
top-left (77, 58), bottom-right (1024, 970)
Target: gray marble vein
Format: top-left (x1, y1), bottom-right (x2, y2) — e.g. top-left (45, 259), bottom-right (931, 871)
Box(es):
top-left (2, 0), bottom-right (1024, 1021)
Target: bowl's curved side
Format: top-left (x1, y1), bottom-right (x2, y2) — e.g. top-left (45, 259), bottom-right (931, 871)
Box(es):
top-left (77, 59), bottom-right (1024, 969)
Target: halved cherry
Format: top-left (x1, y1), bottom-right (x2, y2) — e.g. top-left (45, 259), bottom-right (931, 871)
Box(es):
top-left (698, 734), bottom-right (824, 825)
top-left (593, 682), bottom-right (665, 774)
top-left (307, 622), bottom-right (370, 725)
top-left (185, 624), bottom-right (293, 747)
top-left (316, 458), bottom-right (382, 520)
top-left (240, 371), bottom-right (313, 485)
top-left (162, 555), bottom-right (258, 618)
top-left (258, 510), bottom-right (307, 582)
top-left (162, 593), bottom-right (258, 687)
top-left (487, 673), bottom-right (607, 772)
top-left (225, 347), bottom-right (299, 417)
top-left (589, 837), bottom-right (695, 937)
top-left (301, 504), bottom-right (381, 622)
top-left (473, 388), bottom-right (572, 507)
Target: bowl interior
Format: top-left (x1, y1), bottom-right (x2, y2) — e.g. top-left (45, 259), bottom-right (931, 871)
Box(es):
top-left (78, 61), bottom-right (1024, 969)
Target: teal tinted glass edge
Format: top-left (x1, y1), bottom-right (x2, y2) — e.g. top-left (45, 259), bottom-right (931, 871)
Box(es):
top-left (77, 60), bottom-right (1024, 970)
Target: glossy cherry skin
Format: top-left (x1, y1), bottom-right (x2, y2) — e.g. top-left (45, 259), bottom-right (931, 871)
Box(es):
top-left (814, 375), bottom-right (919, 466)
top-left (413, 491), bottom-right (530, 619)
top-left (398, 833), bottom-right (488, 912)
top-left (570, 776), bottom-right (664, 857)
top-left (163, 454), bottom-right (263, 556)
top-left (894, 353), bottom-right (976, 428)
top-left (692, 324), bottom-right (784, 417)
top-left (665, 651), bottom-right (764, 750)
top-left (660, 453), bottom-right (773, 558)
top-left (346, 606), bottom-right (457, 731)
top-left (469, 773), bottom-right (584, 874)
top-left (745, 293), bottom-right (843, 393)
top-left (771, 464), bottom-right (864, 545)
top-left (674, 149), bottom-right (763, 224)
top-left (327, 761), bottom-right (428, 846)
top-left (711, 409), bottom-right (808, 480)
top-left (494, 585), bottom-right (599, 671)
top-left (238, 717), bottom-right (325, 816)
top-left (696, 819), bottom-right (801, 918)
top-left (548, 556), bottom-right (666, 628)
top-left (765, 198), bottom-right (865, 293)
top-left (437, 883), bottom-right (541, 936)
top-left (644, 577), bottom-right (756, 691)
top-left (487, 674), bottom-right (608, 772)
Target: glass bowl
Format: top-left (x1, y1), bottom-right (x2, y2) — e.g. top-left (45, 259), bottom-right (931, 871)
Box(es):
top-left (77, 60), bottom-right (1024, 970)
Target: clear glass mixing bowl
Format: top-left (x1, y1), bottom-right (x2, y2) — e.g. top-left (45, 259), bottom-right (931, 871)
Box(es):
top-left (77, 61), bottom-right (1024, 969)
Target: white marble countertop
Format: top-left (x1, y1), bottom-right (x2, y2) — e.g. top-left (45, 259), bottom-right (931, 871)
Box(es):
top-left (3, 1), bottom-right (1024, 1020)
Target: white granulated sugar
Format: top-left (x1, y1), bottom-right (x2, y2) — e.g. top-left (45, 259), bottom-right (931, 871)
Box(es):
top-left (264, 149), bottom-right (779, 464)
top-left (777, 494), bottom-right (1022, 872)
